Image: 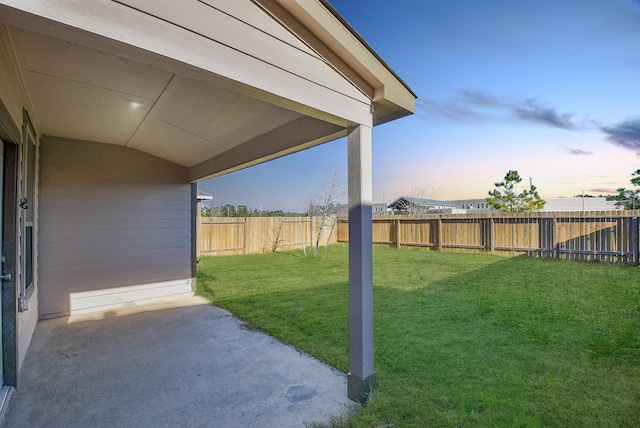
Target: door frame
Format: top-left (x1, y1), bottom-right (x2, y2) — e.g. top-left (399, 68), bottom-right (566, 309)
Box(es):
top-left (0, 100), bottom-right (19, 387)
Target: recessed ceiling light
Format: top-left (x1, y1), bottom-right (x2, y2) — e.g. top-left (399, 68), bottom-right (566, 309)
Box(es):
top-left (127, 100), bottom-right (145, 108)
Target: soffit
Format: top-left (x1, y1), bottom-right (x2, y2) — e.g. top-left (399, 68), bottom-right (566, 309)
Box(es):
top-left (9, 27), bottom-right (303, 168)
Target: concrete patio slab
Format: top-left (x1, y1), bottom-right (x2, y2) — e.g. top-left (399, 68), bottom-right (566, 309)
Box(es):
top-left (2, 296), bottom-right (354, 427)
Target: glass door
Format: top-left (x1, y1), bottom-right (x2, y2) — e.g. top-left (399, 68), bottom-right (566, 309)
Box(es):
top-left (0, 138), bottom-right (4, 384)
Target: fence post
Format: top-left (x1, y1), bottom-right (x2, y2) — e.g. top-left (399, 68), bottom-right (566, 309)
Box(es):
top-left (632, 216), bottom-right (639, 265)
top-left (395, 218), bottom-right (401, 249)
top-left (488, 217), bottom-right (494, 253)
top-left (551, 216), bottom-right (559, 259)
top-left (437, 217), bottom-right (443, 251)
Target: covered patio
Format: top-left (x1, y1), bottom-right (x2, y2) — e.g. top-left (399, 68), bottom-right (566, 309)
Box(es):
top-left (3, 296), bottom-right (353, 427)
top-left (0, 0), bottom-right (415, 417)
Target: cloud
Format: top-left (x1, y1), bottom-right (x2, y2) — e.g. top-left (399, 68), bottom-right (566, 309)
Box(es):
top-left (564, 147), bottom-right (592, 156)
top-left (514, 99), bottom-right (576, 129)
top-left (602, 119), bottom-right (640, 154)
top-left (418, 90), bottom-right (578, 130)
top-left (415, 98), bottom-right (485, 123)
top-left (588, 188), bottom-right (617, 194)
top-left (458, 90), bottom-right (506, 108)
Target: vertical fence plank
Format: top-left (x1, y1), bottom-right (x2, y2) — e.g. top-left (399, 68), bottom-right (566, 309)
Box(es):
top-left (243, 219), bottom-right (247, 254)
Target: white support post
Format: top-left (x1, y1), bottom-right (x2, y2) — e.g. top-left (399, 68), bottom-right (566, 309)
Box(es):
top-left (347, 124), bottom-right (376, 403)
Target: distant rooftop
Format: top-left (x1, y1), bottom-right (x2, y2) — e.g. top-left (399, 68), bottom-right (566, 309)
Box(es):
top-left (197, 191), bottom-right (213, 201)
top-left (388, 196), bottom-right (457, 209)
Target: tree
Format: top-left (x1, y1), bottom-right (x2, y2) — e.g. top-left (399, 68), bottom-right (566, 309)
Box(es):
top-left (200, 205), bottom-right (222, 217)
top-left (613, 188), bottom-right (639, 209)
top-left (306, 170), bottom-right (345, 256)
top-left (486, 170), bottom-right (545, 212)
top-left (614, 170), bottom-right (640, 209)
top-left (632, 169), bottom-right (640, 188)
top-left (221, 204), bottom-right (236, 217)
top-left (265, 218), bottom-right (285, 253)
top-left (236, 205), bottom-right (249, 217)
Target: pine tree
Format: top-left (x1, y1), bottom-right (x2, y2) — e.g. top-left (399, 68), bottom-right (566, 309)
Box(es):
top-left (486, 170), bottom-right (545, 212)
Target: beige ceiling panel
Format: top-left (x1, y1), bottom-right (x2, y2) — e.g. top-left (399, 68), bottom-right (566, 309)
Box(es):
top-left (127, 118), bottom-right (226, 167)
top-left (155, 78), bottom-right (302, 149)
top-left (10, 27), bottom-right (173, 100)
top-left (22, 70), bottom-right (152, 144)
top-left (188, 116), bottom-right (346, 182)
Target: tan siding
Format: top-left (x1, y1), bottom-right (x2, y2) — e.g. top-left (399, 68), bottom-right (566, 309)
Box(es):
top-left (39, 137), bottom-right (193, 316)
top-left (201, 0), bottom-right (319, 57)
top-left (114, 0), bottom-right (364, 103)
top-left (0, 25), bottom-right (31, 128)
top-left (0, 24), bottom-right (41, 371)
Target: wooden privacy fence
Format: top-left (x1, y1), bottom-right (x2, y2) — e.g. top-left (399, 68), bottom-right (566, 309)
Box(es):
top-left (198, 216), bottom-right (338, 256)
top-left (336, 211), bottom-right (640, 263)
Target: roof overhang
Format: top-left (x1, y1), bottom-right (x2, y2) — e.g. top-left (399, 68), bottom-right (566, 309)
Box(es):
top-left (0, 0), bottom-right (415, 182)
top-left (253, 0), bottom-right (416, 126)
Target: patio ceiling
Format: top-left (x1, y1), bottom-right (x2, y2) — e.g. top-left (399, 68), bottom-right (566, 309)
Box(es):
top-left (9, 26), bottom-right (312, 172)
top-left (0, 0), bottom-right (415, 182)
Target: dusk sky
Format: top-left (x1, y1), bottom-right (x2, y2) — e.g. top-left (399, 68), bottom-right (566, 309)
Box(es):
top-left (198, 0), bottom-right (640, 212)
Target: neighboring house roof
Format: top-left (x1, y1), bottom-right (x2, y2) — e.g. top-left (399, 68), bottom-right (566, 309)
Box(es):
top-left (388, 196), bottom-right (457, 210)
top-left (197, 191), bottom-right (213, 201)
top-left (0, 0), bottom-right (415, 182)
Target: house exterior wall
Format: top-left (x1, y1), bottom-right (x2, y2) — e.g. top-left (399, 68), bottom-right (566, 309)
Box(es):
top-left (38, 137), bottom-right (194, 317)
top-left (542, 198), bottom-right (618, 211)
top-left (0, 24), bottom-right (39, 372)
top-left (450, 198), bottom-right (618, 212)
top-left (0, 26), bottom-right (29, 127)
top-left (330, 203), bottom-right (388, 216)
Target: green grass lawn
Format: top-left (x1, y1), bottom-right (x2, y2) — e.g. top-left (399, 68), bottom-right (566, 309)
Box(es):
top-left (197, 245), bottom-right (640, 427)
